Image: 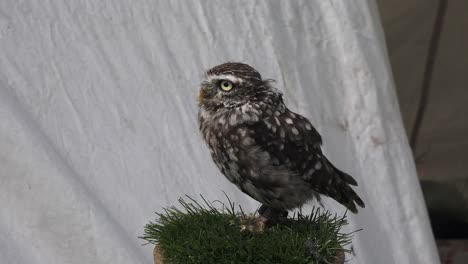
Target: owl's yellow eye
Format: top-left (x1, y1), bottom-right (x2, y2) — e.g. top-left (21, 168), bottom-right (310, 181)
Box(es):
top-left (220, 80), bottom-right (233, 91)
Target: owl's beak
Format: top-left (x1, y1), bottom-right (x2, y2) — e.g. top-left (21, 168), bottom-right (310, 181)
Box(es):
top-left (199, 89), bottom-right (205, 104)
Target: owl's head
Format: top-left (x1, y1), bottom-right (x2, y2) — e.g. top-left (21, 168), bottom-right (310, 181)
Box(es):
top-left (199, 62), bottom-right (272, 110)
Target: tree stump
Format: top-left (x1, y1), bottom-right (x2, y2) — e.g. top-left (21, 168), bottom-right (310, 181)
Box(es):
top-left (153, 245), bottom-right (163, 264)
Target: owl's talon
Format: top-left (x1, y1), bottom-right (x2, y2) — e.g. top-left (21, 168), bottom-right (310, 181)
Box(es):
top-left (258, 204), bottom-right (288, 226)
top-left (240, 215), bottom-right (267, 233)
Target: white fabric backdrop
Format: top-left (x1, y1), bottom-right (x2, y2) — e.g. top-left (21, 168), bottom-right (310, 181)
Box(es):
top-left (0, 0), bottom-right (439, 263)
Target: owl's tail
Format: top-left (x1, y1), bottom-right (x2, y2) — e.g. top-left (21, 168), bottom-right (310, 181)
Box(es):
top-left (323, 159), bottom-right (365, 214)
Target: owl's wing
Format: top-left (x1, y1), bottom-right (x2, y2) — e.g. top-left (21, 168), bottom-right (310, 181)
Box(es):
top-left (249, 108), bottom-right (364, 213)
top-left (248, 108), bottom-right (323, 174)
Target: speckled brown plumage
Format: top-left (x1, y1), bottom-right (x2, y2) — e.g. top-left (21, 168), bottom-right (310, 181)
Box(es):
top-left (198, 62), bottom-right (364, 216)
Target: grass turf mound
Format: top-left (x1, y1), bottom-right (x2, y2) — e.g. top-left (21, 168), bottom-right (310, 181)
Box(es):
top-left (141, 196), bottom-right (356, 264)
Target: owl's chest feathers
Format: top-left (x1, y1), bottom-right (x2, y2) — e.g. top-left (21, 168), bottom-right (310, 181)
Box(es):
top-left (199, 104), bottom-right (268, 175)
top-left (200, 104), bottom-right (289, 179)
top-left (199, 103), bottom-right (264, 142)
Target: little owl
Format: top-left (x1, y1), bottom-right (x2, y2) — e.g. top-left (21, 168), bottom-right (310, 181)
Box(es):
top-left (198, 62), bottom-right (364, 223)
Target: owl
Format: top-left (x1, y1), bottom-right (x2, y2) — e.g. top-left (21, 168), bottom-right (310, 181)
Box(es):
top-left (198, 62), bottom-right (364, 221)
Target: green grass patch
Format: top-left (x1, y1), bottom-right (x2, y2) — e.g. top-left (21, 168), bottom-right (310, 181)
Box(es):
top-left (141, 195), bottom-right (356, 264)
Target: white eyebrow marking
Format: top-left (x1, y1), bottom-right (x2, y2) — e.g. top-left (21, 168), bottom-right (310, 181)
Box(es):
top-left (207, 74), bottom-right (244, 84)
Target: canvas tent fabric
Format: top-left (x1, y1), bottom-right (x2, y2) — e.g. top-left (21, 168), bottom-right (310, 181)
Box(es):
top-left (0, 1), bottom-right (439, 263)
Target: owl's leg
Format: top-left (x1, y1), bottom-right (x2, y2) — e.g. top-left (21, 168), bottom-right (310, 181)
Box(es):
top-left (258, 204), bottom-right (288, 225)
